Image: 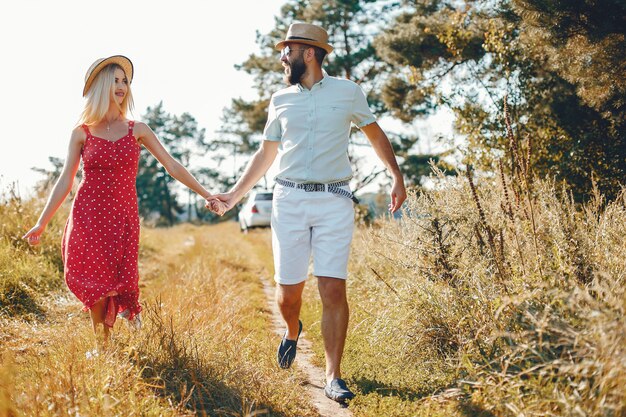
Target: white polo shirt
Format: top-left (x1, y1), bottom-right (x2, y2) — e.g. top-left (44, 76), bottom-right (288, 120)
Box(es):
top-left (263, 72), bottom-right (376, 184)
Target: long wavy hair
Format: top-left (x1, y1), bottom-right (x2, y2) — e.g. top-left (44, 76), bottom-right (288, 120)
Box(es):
top-left (78, 64), bottom-right (134, 126)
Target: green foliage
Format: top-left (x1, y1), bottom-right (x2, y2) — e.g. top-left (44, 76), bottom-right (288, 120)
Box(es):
top-left (138, 102), bottom-right (222, 225)
top-left (390, 132), bottom-right (457, 186)
top-left (219, 0), bottom-right (446, 190)
top-left (375, 0), bottom-right (626, 200)
top-left (513, 0), bottom-right (626, 124)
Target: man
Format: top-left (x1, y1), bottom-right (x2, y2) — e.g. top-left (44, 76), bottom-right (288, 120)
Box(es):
top-left (209, 22), bottom-right (406, 403)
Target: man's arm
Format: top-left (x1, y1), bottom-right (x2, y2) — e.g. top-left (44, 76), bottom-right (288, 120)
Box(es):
top-left (209, 140), bottom-right (280, 213)
top-left (360, 122), bottom-right (407, 213)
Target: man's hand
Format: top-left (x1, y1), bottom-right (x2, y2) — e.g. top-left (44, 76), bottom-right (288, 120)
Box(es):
top-left (388, 178), bottom-right (407, 213)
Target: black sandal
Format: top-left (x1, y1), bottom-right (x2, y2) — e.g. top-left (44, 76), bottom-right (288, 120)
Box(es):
top-left (277, 320), bottom-right (302, 369)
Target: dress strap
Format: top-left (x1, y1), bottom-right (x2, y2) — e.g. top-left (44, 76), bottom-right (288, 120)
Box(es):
top-left (128, 120), bottom-right (135, 135)
top-left (81, 124), bottom-right (91, 137)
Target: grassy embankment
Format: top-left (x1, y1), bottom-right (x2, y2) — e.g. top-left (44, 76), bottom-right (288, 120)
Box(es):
top-left (300, 163), bottom-right (625, 416)
top-left (0, 187), bottom-right (317, 417)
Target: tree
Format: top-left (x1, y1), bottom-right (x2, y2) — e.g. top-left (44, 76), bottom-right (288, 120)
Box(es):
top-left (138, 102), bottom-right (221, 225)
top-left (32, 157), bottom-right (68, 193)
top-left (513, 0), bottom-right (626, 125)
top-left (219, 0), bottom-right (443, 192)
top-left (374, 0), bottom-right (626, 200)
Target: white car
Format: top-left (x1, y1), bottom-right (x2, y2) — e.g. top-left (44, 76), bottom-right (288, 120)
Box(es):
top-left (238, 190), bottom-right (273, 232)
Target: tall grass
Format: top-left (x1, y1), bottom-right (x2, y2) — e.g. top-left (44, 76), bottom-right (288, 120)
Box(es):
top-left (0, 189), bottom-right (317, 417)
top-left (0, 186), bottom-right (65, 318)
top-left (301, 158), bottom-right (625, 415)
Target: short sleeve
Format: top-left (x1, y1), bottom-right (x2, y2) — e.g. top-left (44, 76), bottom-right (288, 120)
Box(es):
top-left (263, 96), bottom-right (282, 141)
top-left (351, 84), bottom-right (376, 128)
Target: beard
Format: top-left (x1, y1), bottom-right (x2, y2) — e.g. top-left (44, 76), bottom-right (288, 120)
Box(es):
top-left (285, 55), bottom-right (307, 85)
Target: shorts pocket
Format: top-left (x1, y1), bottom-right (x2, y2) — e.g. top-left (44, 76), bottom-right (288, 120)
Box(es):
top-left (273, 184), bottom-right (294, 200)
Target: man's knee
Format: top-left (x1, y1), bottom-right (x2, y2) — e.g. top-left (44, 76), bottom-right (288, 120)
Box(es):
top-left (276, 283), bottom-right (304, 308)
top-left (318, 277), bottom-right (347, 307)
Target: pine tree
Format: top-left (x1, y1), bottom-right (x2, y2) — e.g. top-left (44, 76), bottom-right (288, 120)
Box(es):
top-left (374, 0), bottom-right (626, 199)
top-left (219, 0), bottom-right (445, 191)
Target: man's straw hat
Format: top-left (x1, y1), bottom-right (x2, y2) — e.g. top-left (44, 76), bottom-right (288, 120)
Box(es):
top-left (275, 23), bottom-right (333, 54)
top-left (83, 55), bottom-right (133, 97)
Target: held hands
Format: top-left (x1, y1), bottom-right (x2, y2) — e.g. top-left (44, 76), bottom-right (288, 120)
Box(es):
top-left (205, 193), bottom-right (236, 217)
top-left (23, 224), bottom-right (45, 246)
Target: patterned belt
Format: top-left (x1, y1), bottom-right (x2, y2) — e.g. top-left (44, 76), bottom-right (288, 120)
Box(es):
top-left (275, 178), bottom-right (359, 204)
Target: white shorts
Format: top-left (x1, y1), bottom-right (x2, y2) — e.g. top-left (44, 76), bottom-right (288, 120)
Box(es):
top-left (271, 183), bottom-right (355, 285)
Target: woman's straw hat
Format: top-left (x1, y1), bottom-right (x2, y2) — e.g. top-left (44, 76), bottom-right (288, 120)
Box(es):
top-left (275, 23), bottom-right (333, 54)
top-left (83, 55), bottom-right (134, 97)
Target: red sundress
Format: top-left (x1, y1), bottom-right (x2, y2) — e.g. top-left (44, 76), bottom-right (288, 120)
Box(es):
top-left (62, 121), bottom-right (141, 328)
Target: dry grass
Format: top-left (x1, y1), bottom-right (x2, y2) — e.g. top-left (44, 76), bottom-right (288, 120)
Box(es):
top-left (0, 193), bottom-right (317, 417)
top-left (293, 100), bottom-right (626, 416)
top-left (301, 163), bottom-right (626, 416)
top-left (2, 134), bottom-right (625, 416)
top-left (0, 186), bottom-right (65, 319)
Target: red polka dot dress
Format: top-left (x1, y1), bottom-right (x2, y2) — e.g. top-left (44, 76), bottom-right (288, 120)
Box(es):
top-left (62, 121), bottom-right (141, 328)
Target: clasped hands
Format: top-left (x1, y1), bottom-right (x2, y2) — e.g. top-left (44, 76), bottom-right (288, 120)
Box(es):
top-left (205, 193), bottom-right (234, 217)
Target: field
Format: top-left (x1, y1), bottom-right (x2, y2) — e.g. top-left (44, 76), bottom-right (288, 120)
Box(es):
top-left (1, 167), bottom-right (625, 416)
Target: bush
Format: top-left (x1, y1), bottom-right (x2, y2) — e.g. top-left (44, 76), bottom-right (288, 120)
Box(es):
top-left (343, 163), bottom-right (626, 415)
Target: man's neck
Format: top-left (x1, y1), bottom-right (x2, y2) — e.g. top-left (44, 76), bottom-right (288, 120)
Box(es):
top-left (299, 65), bottom-right (324, 90)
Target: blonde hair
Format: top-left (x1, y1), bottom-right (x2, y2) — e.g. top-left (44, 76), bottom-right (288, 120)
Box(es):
top-left (78, 64), bottom-right (134, 126)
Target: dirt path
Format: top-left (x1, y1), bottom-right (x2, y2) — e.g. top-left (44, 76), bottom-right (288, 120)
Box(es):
top-left (260, 276), bottom-right (354, 417)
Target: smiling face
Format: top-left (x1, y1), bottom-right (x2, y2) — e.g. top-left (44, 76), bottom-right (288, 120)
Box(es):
top-left (80, 63), bottom-right (134, 125)
top-left (112, 67), bottom-right (129, 106)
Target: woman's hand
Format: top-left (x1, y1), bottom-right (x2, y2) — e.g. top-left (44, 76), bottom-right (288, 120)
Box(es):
top-left (23, 224), bottom-right (46, 246)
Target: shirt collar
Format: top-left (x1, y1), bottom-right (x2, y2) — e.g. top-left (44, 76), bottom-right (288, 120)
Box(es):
top-left (297, 69), bottom-right (329, 92)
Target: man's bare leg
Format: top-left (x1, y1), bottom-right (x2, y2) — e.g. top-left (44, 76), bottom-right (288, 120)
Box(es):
top-left (276, 281), bottom-right (305, 340)
top-left (317, 276), bottom-right (349, 382)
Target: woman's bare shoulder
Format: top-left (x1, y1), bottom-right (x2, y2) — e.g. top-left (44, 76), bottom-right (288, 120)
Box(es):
top-left (70, 125), bottom-right (88, 143)
top-left (132, 121), bottom-right (155, 143)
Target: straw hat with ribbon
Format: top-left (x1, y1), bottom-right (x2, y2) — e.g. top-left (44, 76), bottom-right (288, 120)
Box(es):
top-left (275, 23), bottom-right (333, 54)
top-left (82, 55), bottom-right (134, 97)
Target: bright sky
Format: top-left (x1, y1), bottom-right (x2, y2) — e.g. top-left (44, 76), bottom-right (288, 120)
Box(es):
top-left (0, 0), bottom-right (287, 196)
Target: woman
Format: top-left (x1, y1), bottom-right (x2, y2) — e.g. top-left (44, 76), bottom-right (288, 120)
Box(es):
top-left (23, 55), bottom-right (222, 350)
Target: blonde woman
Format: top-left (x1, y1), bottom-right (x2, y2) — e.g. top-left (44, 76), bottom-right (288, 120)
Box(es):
top-left (23, 55), bottom-right (222, 350)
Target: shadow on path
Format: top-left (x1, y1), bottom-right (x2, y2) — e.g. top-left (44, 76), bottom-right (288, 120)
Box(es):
top-left (352, 376), bottom-right (497, 417)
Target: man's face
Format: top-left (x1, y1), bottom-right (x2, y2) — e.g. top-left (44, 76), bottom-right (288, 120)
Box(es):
top-left (280, 44), bottom-right (308, 85)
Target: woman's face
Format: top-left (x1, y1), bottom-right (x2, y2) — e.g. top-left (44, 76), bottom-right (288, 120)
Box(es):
top-left (112, 67), bottom-right (129, 105)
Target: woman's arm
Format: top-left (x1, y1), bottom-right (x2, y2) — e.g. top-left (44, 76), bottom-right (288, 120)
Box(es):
top-left (134, 122), bottom-right (212, 199)
top-left (23, 128), bottom-right (84, 245)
